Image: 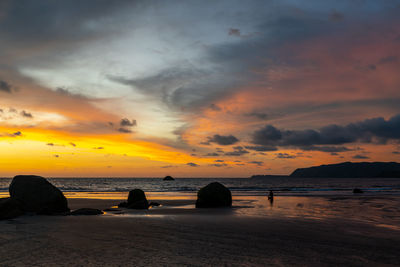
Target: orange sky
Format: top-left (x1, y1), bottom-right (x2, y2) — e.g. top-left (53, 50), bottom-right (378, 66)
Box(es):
top-left (0, 1), bottom-right (400, 177)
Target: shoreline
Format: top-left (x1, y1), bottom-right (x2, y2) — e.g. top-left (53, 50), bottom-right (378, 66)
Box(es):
top-left (2, 200), bottom-right (400, 266)
top-left (1, 194), bottom-right (400, 266)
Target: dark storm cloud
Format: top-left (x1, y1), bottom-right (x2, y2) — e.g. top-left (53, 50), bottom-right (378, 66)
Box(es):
top-left (300, 146), bottom-right (351, 153)
top-left (118, 128), bottom-right (132, 133)
top-left (228, 28), bottom-right (241, 37)
top-left (120, 118), bottom-right (137, 127)
top-left (244, 112), bottom-right (268, 120)
top-left (252, 114), bottom-right (400, 149)
top-left (353, 154), bottom-right (369, 159)
top-left (224, 146), bottom-right (249, 156)
top-left (248, 161), bottom-right (263, 166)
top-left (276, 153), bottom-right (296, 159)
top-left (209, 103), bottom-right (221, 111)
top-left (204, 152), bottom-right (220, 157)
top-left (210, 163), bottom-right (228, 167)
top-left (186, 162), bottom-right (198, 167)
top-left (0, 0), bottom-right (132, 46)
top-left (106, 5), bottom-right (339, 112)
top-left (21, 110), bottom-right (33, 118)
top-left (206, 134), bottom-right (239, 146)
top-left (0, 131), bottom-right (22, 137)
top-left (0, 80), bottom-right (12, 93)
top-left (245, 145), bottom-right (277, 152)
top-left (160, 165), bottom-right (177, 168)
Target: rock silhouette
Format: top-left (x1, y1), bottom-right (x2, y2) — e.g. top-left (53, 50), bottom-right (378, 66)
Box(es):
top-left (69, 208), bottom-right (103, 215)
top-left (353, 188), bottom-right (364, 194)
top-left (163, 175), bottom-right (174, 181)
top-left (196, 182), bottom-right (232, 208)
top-left (9, 175), bottom-right (69, 214)
top-left (119, 189), bottom-right (149, 209)
top-left (0, 197), bottom-right (24, 220)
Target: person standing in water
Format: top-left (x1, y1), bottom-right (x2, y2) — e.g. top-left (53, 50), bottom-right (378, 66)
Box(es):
top-left (268, 190), bottom-right (274, 205)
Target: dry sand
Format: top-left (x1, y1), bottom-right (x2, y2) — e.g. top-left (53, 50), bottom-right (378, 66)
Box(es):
top-left (1, 197), bottom-right (400, 266)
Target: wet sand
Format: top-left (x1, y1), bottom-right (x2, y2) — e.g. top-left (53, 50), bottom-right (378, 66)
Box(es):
top-left (1, 195), bottom-right (400, 266)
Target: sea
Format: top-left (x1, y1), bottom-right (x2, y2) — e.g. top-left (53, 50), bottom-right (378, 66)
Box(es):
top-left (1, 177), bottom-right (400, 196)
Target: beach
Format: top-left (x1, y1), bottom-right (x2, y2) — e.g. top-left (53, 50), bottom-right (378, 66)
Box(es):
top-left (1, 193), bottom-right (400, 266)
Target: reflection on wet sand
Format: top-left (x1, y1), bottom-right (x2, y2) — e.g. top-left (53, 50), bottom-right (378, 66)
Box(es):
top-left (233, 195), bottom-right (400, 231)
top-left (62, 191), bottom-right (400, 231)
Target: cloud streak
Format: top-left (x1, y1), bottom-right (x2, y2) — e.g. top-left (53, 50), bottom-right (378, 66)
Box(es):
top-left (252, 114), bottom-right (400, 149)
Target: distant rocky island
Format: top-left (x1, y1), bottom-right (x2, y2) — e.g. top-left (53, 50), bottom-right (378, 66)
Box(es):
top-left (252, 162), bottom-right (400, 178)
top-left (163, 175), bottom-right (175, 181)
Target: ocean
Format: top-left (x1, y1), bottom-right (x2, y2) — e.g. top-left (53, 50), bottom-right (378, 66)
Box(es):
top-left (1, 177), bottom-right (400, 196)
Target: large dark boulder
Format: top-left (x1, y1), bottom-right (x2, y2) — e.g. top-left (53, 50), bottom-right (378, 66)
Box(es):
top-left (9, 175), bottom-right (69, 214)
top-left (163, 175), bottom-right (174, 181)
top-left (196, 182), bottom-right (232, 208)
top-left (118, 189), bottom-right (149, 209)
top-left (69, 208), bottom-right (103, 216)
top-left (0, 198), bottom-right (24, 220)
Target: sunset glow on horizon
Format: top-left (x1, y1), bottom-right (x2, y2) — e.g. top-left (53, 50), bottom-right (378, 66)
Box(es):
top-left (1, 0), bottom-right (400, 177)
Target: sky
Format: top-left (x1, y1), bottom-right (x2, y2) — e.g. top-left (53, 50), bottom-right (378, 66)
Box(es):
top-left (1, 0), bottom-right (400, 177)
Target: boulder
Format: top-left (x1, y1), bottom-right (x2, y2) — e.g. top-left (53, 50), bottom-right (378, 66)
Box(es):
top-left (9, 175), bottom-right (69, 214)
top-left (125, 189), bottom-right (149, 209)
top-left (353, 188), bottom-right (364, 194)
top-left (118, 201), bottom-right (128, 208)
top-left (196, 182), bottom-right (232, 208)
top-left (163, 175), bottom-right (174, 181)
top-left (0, 198), bottom-right (24, 220)
top-left (69, 208), bottom-right (103, 216)
top-left (149, 202), bottom-right (161, 207)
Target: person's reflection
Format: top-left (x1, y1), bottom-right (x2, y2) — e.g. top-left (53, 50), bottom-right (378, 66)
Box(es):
top-left (268, 190), bottom-right (274, 207)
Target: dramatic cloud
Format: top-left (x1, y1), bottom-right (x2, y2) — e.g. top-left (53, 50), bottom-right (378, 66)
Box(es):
top-left (228, 28), bottom-right (241, 37)
top-left (210, 163), bottom-right (228, 167)
top-left (21, 110), bottom-right (33, 118)
top-left (205, 134), bottom-right (239, 146)
top-left (118, 128), bottom-right (132, 133)
top-left (252, 114), bottom-right (400, 149)
top-left (353, 154), bottom-right (369, 159)
top-left (244, 112), bottom-right (268, 120)
top-left (300, 146), bottom-right (351, 153)
top-left (248, 161), bottom-right (263, 166)
top-left (276, 153), bottom-right (296, 159)
top-left (245, 146), bottom-right (277, 152)
top-left (186, 162), bottom-right (198, 167)
top-left (0, 131), bottom-right (22, 137)
top-left (0, 80), bottom-right (12, 93)
top-left (120, 118), bottom-right (136, 127)
top-left (225, 146), bottom-right (249, 156)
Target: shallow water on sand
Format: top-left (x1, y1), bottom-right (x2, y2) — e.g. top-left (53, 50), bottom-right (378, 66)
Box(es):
top-left (61, 191), bottom-right (400, 231)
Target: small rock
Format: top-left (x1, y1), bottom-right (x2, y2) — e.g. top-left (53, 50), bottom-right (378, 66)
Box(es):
top-left (125, 189), bottom-right (149, 209)
top-left (353, 188), bottom-right (364, 194)
top-left (163, 176), bottom-right (174, 181)
top-left (149, 202), bottom-right (161, 207)
top-left (69, 208), bottom-right (103, 216)
top-left (118, 202), bottom-right (128, 208)
top-left (0, 198), bottom-right (24, 220)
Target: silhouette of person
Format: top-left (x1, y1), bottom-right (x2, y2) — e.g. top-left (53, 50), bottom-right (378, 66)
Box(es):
top-left (268, 190), bottom-right (274, 205)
